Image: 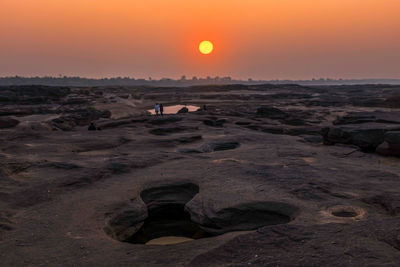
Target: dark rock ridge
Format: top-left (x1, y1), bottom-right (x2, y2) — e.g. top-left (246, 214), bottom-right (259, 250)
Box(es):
top-left (203, 117), bottom-right (226, 127)
top-left (178, 140), bottom-right (240, 154)
top-left (199, 141), bottom-right (240, 153)
top-left (0, 117), bottom-right (19, 129)
top-left (149, 126), bottom-right (198, 136)
top-left (186, 200), bottom-right (299, 235)
top-left (148, 116), bottom-right (182, 125)
top-left (257, 106), bottom-right (309, 126)
top-left (0, 85), bottom-right (70, 104)
top-left (321, 123), bottom-right (400, 152)
top-left (51, 108), bottom-right (111, 131)
top-left (334, 111), bottom-right (400, 125)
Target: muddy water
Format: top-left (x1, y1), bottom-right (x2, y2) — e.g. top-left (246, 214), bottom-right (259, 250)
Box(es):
top-left (145, 236), bottom-right (194, 245)
top-left (147, 105), bottom-right (200, 115)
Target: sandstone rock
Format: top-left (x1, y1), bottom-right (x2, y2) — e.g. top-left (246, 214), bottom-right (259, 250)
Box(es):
top-left (334, 111), bottom-right (400, 125)
top-left (322, 126), bottom-right (386, 151)
top-left (363, 193), bottom-right (400, 216)
top-left (51, 108), bottom-right (111, 130)
top-left (256, 107), bottom-right (309, 126)
top-left (148, 116), bottom-right (182, 125)
top-left (140, 182), bottom-right (199, 211)
top-left (177, 107), bottom-right (189, 114)
top-left (189, 219), bottom-right (400, 266)
top-left (104, 199), bottom-right (148, 242)
top-left (186, 200), bottom-right (298, 235)
top-left (334, 113), bottom-right (376, 125)
top-left (97, 118), bottom-right (147, 129)
top-left (0, 85), bottom-right (70, 104)
top-left (0, 117), bottom-right (19, 129)
top-left (203, 118), bottom-right (226, 127)
top-left (199, 141), bottom-right (240, 152)
top-left (256, 107), bottom-right (287, 119)
top-left (376, 142), bottom-right (400, 157)
top-left (106, 182), bottom-right (201, 244)
top-left (384, 131), bottom-right (400, 149)
top-left (0, 211), bottom-right (13, 232)
top-left (177, 148), bottom-right (202, 154)
top-left (284, 126), bottom-right (321, 136)
top-left (149, 126), bottom-right (197, 136)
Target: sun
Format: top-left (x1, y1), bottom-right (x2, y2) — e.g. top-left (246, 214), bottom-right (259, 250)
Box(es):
top-left (199, 40), bottom-right (214, 55)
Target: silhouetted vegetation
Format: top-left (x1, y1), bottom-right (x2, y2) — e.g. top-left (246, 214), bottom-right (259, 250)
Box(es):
top-left (1, 76), bottom-right (400, 87)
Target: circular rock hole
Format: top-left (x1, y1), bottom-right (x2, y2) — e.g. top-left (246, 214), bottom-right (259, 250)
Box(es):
top-left (332, 210), bottom-right (358, 218)
top-left (129, 203), bottom-right (208, 245)
top-left (129, 182), bottom-right (209, 245)
top-left (104, 182), bottom-right (299, 245)
top-left (330, 206), bottom-right (361, 218)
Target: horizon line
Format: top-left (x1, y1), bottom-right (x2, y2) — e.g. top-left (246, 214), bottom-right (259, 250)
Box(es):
top-left (2, 76), bottom-right (400, 82)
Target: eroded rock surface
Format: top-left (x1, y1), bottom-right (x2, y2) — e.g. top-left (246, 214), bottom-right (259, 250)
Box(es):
top-left (0, 117), bottom-right (19, 129)
top-left (1, 84), bottom-right (400, 266)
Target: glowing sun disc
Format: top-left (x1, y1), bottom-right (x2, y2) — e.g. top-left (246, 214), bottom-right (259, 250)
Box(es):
top-left (199, 41), bottom-right (214, 55)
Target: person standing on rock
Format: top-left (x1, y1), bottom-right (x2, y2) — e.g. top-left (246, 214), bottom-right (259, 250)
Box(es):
top-left (160, 103), bottom-right (164, 116)
top-left (155, 103), bottom-right (160, 116)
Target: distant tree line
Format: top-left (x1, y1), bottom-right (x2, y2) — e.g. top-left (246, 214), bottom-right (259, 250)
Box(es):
top-left (0, 76), bottom-right (399, 87)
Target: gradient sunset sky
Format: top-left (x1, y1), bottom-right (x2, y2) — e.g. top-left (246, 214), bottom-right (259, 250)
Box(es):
top-left (1, 0), bottom-right (399, 80)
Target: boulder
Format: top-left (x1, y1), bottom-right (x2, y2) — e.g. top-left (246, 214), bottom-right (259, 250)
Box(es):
top-left (376, 142), bottom-right (398, 157)
top-left (177, 107), bottom-right (189, 114)
top-left (376, 132), bottom-right (400, 157)
top-left (384, 131), bottom-right (400, 149)
top-left (104, 199), bottom-right (148, 242)
top-left (322, 125), bottom-right (387, 152)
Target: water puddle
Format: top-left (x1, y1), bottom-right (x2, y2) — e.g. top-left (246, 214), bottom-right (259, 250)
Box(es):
top-left (147, 105), bottom-right (200, 115)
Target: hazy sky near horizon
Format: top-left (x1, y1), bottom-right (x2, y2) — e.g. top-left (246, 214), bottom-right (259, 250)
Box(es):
top-left (1, 0), bottom-right (399, 80)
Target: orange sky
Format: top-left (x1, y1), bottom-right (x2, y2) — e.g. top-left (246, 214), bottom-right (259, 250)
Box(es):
top-left (1, 0), bottom-right (399, 79)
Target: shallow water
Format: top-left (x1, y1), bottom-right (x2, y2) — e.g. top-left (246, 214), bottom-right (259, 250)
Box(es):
top-left (145, 236), bottom-right (194, 245)
top-left (147, 105), bottom-right (200, 115)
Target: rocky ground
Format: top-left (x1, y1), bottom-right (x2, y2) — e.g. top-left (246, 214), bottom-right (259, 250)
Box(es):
top-left (1, 84), bottom-right (400, 266)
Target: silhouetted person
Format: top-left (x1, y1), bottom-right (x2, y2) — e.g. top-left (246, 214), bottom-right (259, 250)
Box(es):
top-left (160, 103), bottom-right (164, 116)
top-left (155, 103), bottom-right (160, 116)
top-left (88, 122), bottom-right (96, 131)
top-left (203, 104), bottom-right (207, 111)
